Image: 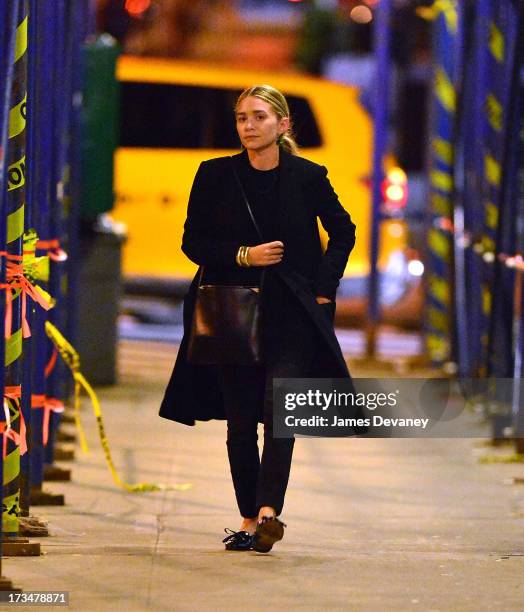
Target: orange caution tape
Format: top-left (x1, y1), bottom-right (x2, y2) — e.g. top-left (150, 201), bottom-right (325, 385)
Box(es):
top-left (34, 238), bottom-right (68, 262)
top-left (44, 347), bottom-right (58, 378)
top-left (0, 252), bottom-right (53, 338)
top-left (31, 393), bottom-right (65, 446)
top-left (3, 386), bottom-right (27, 457)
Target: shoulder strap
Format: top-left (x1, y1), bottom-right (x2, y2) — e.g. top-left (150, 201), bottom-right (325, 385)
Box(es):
top-left (230, 157), bottom-right (263, 241)
top-left (198, 158), bottom-right (266, 288)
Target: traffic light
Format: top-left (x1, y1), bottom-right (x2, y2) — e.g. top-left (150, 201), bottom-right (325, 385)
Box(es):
top-left (381, 166), bottom-right (408, 211)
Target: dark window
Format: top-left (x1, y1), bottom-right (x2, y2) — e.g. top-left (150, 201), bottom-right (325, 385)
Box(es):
top-left (119, 82), bottom-right (322, 149)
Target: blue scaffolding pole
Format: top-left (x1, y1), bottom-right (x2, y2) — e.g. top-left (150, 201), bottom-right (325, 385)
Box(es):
top-left (366, 0), bottom-right (392, 358)
top-left (0, 0), bottom-right (20, 587)
top-left (26, 0), bottom-right (59, 503)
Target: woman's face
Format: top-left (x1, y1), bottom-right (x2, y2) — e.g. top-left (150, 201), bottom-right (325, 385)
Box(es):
top-left (235, 96), bottom-right (289, 152)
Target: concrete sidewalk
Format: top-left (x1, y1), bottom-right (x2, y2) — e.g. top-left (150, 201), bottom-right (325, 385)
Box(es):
top-left (5, 340), bottom-right (524, 611)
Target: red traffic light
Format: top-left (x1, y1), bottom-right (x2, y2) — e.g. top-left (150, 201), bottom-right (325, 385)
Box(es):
top-left (381, 167), bottom-right (408, 208)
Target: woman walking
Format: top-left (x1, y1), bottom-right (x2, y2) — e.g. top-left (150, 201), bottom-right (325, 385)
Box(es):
top-left (159, 84), bottom-right (356, 553)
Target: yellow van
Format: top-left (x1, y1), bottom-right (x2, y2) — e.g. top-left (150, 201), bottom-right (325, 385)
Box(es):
top-left (112, 56), bottom-right (408, 297)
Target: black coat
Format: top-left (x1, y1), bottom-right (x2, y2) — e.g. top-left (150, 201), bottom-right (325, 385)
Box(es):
top-left (159, 147), bottom-right (357, 425)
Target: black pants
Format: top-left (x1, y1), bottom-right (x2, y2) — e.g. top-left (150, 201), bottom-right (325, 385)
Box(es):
top-left (217, 274), bottom-right (319, 518)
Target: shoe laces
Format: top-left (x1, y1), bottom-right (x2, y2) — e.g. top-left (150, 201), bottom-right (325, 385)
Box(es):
top-left (222, 528), bottom-right (251, 543)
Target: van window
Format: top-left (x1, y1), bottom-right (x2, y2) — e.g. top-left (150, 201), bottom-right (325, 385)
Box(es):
top-left (119, 82), bottom-right (322, 149)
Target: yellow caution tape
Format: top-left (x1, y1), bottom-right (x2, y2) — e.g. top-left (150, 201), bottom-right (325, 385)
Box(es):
top-left (7, 204), bottom-right (24, 244)
top-left (428, 227), bottom-right (451, 260)
top-left (14, 16), bottom-right (28, 63)
top-left (23, 228), bottom-right (51, 284)
top-left (44, 321), bottom-right (191, 493)
top-left (416, 0), bottom-right (457, 32)
top-left (430, 193), bottom-right (452, 217)
top-left (434, 67), bottom-right (456, 113)
top-left (7, 155), bottom-right (25, 192)
top-left (486, 93), bottom-right (503, 133)
top-left (5, 328), bottom-right (22, 367)
top-left (430, 169), bottom-right (453, 193)
top-left (432, 138), bottom-right (453, 165)
top-left (426, 334), bottom-right (449, 362)
top-left (481, 235), bottom-right (495, 254)
top-left (482, 286), bottom-right (491, 317)
top-left (488, 22), bottom-right (504, 63)
top-left (9, 93), bottom-right (26, 139)
top-left (427, 306), bottom-right (449, 332)
top-left (429, 274), bottom-right (450, 306)
top-left (485, 202), bottom-right (499, 230)
top-left (484, 154), bottom-right (501, 187)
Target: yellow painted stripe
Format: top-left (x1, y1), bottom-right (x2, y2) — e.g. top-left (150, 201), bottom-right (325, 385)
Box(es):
top-left (2, 491), bottom-right (20, 533)
top-left (435, 67), bottom-right (456, 113)
top-left (485, 155), bottom-right (501, 187)
top-left (416, 1), bottom-right (457, 33)
top-left (14, 16), bottom-right (28, 63)
top-left (428, 306), bottom-right (449, 332)
top-left (5, 328), bottom-right (23, 367)
top-left (430, 193), bottom-right (452, 216)
top-left (481, 236), bottom-right (495, 252)
top-left (486, 93), bottom-right (503, 132)
top-left (7, 155), bottom-right (25, 191)
top-left (485, 202), bottom-right (498, 230)
top-left (429, 274), bottom-right (450, 305)
top-left (8, 93), bottom-right (27, 139)
top-left (3, 448), bottom-right (20, 486)
top-left (430, 170), bottom-right (453, 193)
top-left (489, 22), bottom-right (504, 63)
top-left (482, 285), bottom-right (492, 316)
top-left (7, 204), bottom-right (25, 243)
top-left (427, 334), bottom-right (449, 361)
top-left (432, 138), bottom-right (453, 164)
top-left (428, 228), bottom-right (451, 260)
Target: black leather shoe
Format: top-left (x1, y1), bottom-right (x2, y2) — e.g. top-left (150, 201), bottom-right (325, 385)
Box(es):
top-left (251, 517), bottom-right (286, 553)
top-left (222, 528), bottom-right (253, 551)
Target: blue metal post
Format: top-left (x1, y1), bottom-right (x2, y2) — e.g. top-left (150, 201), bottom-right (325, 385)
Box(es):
top-left (367, 0), bottom-right (392, 357)
top-left (425, 2), bottom-right (459, 368)
top-left (44, 0), bottom-right (69, 467)
top-left (3, 0), bottom-right (29, 538)
top-left (504, 1), bottom-right (524, 451)
top-left (0, 0), bottom-right (19, 575)
top-left (66, 0), bottom-right (94, 353)
top-left (451, 1), bottom-right (470, 379)
top-left (26, 0), bottom-right (55, 495)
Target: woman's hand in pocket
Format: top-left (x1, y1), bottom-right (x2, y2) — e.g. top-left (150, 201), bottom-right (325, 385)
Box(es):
top-left (316, 296), bottom-right (336, 322)
top-left (247, 241), bottom-right (284, 266)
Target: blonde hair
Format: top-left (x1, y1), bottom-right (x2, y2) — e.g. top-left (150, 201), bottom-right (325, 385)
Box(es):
top-left (235, 84), bottom-right (299, 155)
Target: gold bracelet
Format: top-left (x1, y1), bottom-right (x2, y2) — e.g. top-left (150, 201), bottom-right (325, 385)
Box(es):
top-left (237, 246), bottom-right (247, 267)
top-left (243, 246), bottom-right (251, 267)
top-left (240, 246), bottom-right (247, 267)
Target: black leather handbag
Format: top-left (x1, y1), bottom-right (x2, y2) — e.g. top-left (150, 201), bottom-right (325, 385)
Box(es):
top-left (187, 159), bottom-right (265, 365)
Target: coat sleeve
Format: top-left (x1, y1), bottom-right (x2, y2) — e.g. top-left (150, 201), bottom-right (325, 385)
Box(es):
top-left (313, 166), bottom-right (356, 301)
top-left (181, 161), bottom-right (240, 267)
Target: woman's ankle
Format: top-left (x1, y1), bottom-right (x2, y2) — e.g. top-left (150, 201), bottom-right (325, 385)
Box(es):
top-left (240, 517), bottom-right (257, 534)
top-left (258, 506), bottom-right (277, 522)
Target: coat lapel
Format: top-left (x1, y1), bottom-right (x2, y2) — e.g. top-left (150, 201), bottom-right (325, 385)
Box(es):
top-left (276, 147), bottom-right (295, 235)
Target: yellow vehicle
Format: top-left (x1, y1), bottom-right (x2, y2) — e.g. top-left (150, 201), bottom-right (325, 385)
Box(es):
top-left (112, 56), bottom-right (408, 297)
